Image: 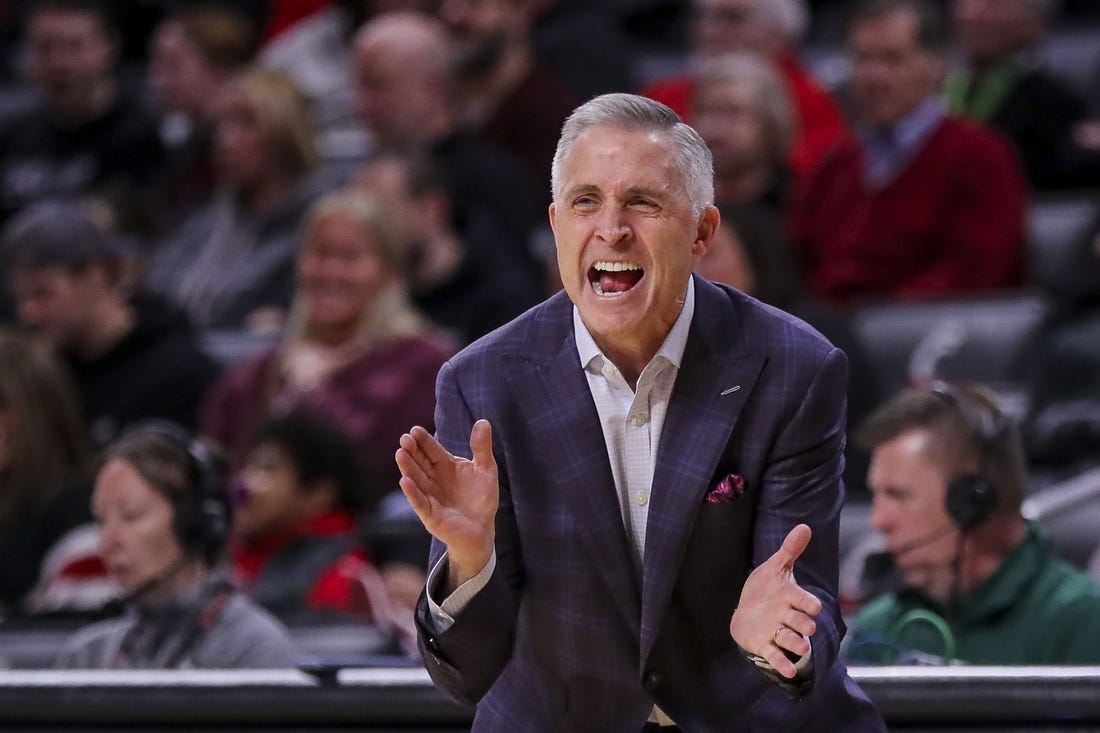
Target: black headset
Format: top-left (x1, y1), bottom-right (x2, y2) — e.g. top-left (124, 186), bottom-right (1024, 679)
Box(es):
top-left (929, 382), bottom-right (1012, 531)
top-left (142, 422), bottom-right (232, 563)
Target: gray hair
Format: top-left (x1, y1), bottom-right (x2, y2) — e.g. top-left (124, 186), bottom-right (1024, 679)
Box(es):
top-left (551, 93), bottom-right (714, 216)
top-left (696, 52), bottom-right (795, 160)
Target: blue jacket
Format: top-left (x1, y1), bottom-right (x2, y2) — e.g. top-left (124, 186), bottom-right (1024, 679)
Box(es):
top-left (415, 275), bottom-right (883, 732)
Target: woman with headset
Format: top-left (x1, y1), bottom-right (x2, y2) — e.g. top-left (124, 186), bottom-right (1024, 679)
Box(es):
top-left (56, 423), bottom-right (295, 668)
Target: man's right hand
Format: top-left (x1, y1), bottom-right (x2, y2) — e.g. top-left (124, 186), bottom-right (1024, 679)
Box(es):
top-left (395, 420), bottom-right (499, 591)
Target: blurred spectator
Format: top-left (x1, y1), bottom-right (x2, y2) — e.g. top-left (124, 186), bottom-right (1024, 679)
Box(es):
top-left (56, 422), bottom-right (295, 668)
top-left (201, 191), bottom-right (452, 511)
top-left (947, 0), bottom-right (1099, 189)
top-left (438, 0), bottom-right (580, 190)
top-left (145, 67), bottom-right (338, 332)
top-left (641, 0), bottom-right (849, 178)
top-left (847, 383), bottom-right (1100, 664)
top-left (529, 0), bottom-right (637, 101)
top-left (0, 328), bottom-right (96, 617)
top-left (691, 52), bottom-right (802, 305)
top-left (2, 202), bottom-right (219, 448)
top-left (232, 409), bottom-right (390, 626)
top-left (790, 0), bottom-right (1026, 306)
top-left (147, 4), bottom-right (256, 232)
top-left (0, 0), bottom-right (164, 233)
top-left (352, 11), bottom-right (545, 294)
top-left (259, 0), bottom-right (368, 161)
top-left (353, 151), bottom-right (539, 345)
top-left (695, 218), bottom-right (881, 494)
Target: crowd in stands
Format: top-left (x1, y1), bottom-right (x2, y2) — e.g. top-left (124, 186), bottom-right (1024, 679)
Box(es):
top-left (0, 0), bottom-right (1096, 674)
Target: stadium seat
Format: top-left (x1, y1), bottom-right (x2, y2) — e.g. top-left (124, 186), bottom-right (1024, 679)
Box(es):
top-left (1026, 194), bottom-right (1099, 293)
top-left (851, 293), bottom-right (1050, 406)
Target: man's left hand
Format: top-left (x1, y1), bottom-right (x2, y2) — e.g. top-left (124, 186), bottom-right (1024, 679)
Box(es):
top-left (729, 524), bottom-right (822, 679)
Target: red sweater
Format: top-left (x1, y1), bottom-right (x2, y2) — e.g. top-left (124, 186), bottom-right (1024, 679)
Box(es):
top-left (232, 511), bottom-right (372, 617)
top-left (640, 53), bottom-right (849, 177)
top-left (790, 116), bottom-right (1026, 306)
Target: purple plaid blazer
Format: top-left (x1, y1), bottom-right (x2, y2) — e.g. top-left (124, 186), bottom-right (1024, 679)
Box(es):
top-left (415, 275), bottom-right (884, 732)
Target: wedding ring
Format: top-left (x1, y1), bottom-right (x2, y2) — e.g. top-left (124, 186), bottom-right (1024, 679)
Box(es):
top-left (773, 626), bottom-right (785, 645)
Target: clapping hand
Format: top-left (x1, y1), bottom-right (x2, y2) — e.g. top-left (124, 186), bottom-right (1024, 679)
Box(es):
top-left (395, 420), bottom-right (499, 591)
top-left (729, 524), bottom-right (822, 679)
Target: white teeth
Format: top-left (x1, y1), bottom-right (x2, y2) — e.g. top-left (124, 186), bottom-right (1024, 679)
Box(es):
top-left (592, 260), bottom-right (642, 272)
top-left (592, 280), bottom-right (627, 297)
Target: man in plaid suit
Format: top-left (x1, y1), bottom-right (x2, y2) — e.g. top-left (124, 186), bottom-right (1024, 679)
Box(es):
top-left (397, 93), bottom-right (883, 732)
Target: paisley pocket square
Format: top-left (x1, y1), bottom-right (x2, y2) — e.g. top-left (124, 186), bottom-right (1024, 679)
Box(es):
top-left (705, 473), bottom-right (746, 503)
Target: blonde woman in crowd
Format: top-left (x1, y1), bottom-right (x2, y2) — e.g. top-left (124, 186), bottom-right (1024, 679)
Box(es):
top-left (201, 190), bottom-right (452, 511)
top-left (145, 67), bottom-right (338, 332)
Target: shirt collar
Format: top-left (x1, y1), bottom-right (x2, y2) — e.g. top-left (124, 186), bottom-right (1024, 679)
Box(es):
top-left (574, 276), bottom-right (696, 372)
top-left (951, 520), bottom-right (1049, 623)
top-left (859, 96), bottom-right (945, 186)
top-left (897, 520), bottom-right (1049, 624)
top-left (861, 96), bottom-right (945, 153)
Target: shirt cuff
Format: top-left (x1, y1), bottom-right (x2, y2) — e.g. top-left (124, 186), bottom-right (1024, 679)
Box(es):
top-left (425, 549), bottom-right (497, 632)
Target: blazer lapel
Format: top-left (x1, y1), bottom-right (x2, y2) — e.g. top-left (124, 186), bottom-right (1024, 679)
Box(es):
top-left (519, 296), bottom-right (642, 635)
top-left (639, 276), bottom-right (767, 662)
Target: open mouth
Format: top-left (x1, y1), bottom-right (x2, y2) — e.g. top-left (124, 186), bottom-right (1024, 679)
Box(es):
top-left (588, 260), bottom-right (644, 297)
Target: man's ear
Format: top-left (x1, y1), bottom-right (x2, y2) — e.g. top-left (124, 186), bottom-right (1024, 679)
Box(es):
top-left (691, 205), bottom-right (721, 260)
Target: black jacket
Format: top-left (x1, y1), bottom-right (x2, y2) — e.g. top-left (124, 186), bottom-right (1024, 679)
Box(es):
top-left (64, 292), bottom-right (220, 448)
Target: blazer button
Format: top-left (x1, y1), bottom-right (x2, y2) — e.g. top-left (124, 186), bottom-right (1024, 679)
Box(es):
top-left (643, 671), bottom-right (663, 691)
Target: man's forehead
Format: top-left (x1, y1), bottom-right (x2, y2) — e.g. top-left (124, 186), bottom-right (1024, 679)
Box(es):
top-left (566, 126), bottom-right (676, 166)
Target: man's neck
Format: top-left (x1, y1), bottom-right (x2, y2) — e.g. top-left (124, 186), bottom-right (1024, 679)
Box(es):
top-left (596, 340), bottom-right (660, 390)
top-left (52, 78), bottom-right (118, 128)
top-left (409, 232), bottom-right (464, 293)
top-left (76, 297), bottom-right (134, 358)
top-left (956, 518), bottom-right (1027, 592)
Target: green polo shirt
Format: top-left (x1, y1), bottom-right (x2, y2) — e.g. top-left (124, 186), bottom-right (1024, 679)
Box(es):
top-left (851, 522), bottom-right (1100, 665)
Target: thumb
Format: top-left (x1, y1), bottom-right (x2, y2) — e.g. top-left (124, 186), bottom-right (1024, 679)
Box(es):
top-left (771, 523), bottom-right (812, 570)
top-left (470, 419), bottom-right (494, 468)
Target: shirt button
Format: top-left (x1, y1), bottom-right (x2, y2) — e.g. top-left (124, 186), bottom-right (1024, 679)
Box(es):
top-left (632, 414), bottom-right (647, 426)
top-left (636, 493), bottom-right (648, 506)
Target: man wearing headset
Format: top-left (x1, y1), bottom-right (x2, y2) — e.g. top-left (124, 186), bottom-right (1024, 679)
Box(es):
top-left (849, 382), bottom-right (1100, 665)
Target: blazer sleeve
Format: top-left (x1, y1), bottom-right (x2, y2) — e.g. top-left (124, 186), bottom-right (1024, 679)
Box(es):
top-left (413, 359), bottom-right (523, 705)
top-left (753, 346), bottom-right (849, 688)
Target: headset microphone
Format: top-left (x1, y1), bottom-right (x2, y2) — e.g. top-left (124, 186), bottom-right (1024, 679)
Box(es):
top-left (888, 523), bottom-right (957, 559)
top-left (858, 523), bottom-right (958, 605)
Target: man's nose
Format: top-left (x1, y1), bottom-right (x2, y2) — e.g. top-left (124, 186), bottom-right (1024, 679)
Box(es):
top-left (868, 500), bottom-right (890, 533)
top-left (595, 213), bottom-right (632, 245)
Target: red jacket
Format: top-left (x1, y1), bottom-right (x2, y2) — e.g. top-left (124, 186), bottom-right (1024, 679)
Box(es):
top-left (232, 511), bottom-right (373, 618)
top-left (640, 53), bottom-right (849, 177)
top-left (790, 116), bottom-right (1027, 306)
